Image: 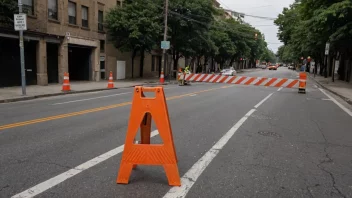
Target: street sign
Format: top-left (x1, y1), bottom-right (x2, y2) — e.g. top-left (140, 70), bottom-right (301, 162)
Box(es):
top-left (14, 14), bottom-right (27, 31)
top-left (161, 41), bottom-right (170, 49)
top-left (325, 43), bottom-right (330, 55)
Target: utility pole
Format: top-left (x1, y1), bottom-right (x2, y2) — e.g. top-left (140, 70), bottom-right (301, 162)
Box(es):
top-left (161, 0), bottom-right (169, 81)
top-left (17, 0), bottom-right (27, 95)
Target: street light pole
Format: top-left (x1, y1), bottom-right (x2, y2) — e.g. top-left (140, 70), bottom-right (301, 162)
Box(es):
top-left (18, 0), bottom-right (26, 95)
top-left (161, 0), bottom-right (169, 81)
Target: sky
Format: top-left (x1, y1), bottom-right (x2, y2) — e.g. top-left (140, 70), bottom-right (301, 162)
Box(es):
top-left (219, 0), bottom-right (294, 53)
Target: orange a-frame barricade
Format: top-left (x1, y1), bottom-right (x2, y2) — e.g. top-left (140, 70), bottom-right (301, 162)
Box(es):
top-left (116, 86), bottom-right (181, 186)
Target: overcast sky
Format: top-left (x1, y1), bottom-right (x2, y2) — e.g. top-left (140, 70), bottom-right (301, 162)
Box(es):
top-left (219, 0), bottom-right (294, 53)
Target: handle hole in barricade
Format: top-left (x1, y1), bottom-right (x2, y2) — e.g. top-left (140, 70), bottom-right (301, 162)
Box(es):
top-left (136, 87), bottom-right (160, 98)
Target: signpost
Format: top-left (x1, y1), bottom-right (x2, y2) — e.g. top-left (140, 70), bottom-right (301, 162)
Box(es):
top-left (15, 0), bottom-right (27, 95)
top-left (324, 42), bottom-right (330, 78)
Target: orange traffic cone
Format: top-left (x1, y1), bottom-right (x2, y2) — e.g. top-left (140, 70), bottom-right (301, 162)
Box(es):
top-left (62, 72), bottom-right (71, 91)
top-left (160, 71), bottom-right (165, 84)
top-left (107, 71), bottom-right (114, 88)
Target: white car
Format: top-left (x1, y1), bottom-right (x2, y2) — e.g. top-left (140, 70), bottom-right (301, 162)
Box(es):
top-left (220, 69), bottom-right (237, 76)
top-left (288, 65), bottom-right (294, 70)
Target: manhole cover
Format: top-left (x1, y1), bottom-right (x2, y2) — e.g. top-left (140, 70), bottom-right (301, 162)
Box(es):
top-left (258, 131), bottom-right (281, 138)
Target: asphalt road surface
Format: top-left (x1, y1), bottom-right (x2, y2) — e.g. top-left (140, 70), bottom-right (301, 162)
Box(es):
top-left (1, 67), bottom-right (352, 198)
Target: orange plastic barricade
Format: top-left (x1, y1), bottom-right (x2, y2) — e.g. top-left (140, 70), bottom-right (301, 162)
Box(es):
top-left (298, 72), bottom-right (307, 93)
top-left (116, 86), bottom-right (181, 186)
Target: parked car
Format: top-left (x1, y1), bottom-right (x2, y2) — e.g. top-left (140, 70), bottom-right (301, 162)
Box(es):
top-left (220, 68), bottom-right (237, 76)
top-left (261, 65), bottom-right (267, 69)
top-left (288, 65), bottom-right (294, 70)
top-left (268, 65), bottom-right (277, 70)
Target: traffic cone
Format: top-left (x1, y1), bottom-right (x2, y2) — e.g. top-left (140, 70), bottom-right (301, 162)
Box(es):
top-left (107, 71), bottom-right (114, 88)
top-left (62, 72), bottom-right (71, 91)
top-left (160, 71), bottom-right (165, 84)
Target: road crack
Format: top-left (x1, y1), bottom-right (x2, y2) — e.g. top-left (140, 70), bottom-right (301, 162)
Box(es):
top-left (0, 184), bottom-right (9, 192)
top-left (312, 119), bottom-right (347, 198)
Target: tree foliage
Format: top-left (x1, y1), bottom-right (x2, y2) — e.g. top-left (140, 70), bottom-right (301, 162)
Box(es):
top-left (275, 0), bottom-right (352, 65)
top-left (105, 0), bottom-right (162, 77)
top-left (0, 0), bottom-right (18, 27)
top-left (106, 0), bottom-right (273, 75)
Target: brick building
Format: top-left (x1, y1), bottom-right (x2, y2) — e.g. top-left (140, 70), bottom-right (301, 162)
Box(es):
top-left (0, 0), bottom-right (162, 87)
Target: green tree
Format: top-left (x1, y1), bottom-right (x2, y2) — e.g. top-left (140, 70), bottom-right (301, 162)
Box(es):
top-left (105, 0), bottom-right (162, 78)
top-left (168, 0), bottom-right (215, 70)
top-left (0, 0), bottom-right (18, 27)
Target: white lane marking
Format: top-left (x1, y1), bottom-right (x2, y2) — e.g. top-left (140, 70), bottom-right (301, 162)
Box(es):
top-left (12, 130), bottom-right (159, 198)
top-left (163, 109), bottom-right (256, 198)
top-left (52, 92), bottom-right (132, 105)
top-left (277, 87), bottom-right (283, 92)
top-left (319, 88), bottom-right (352, 116)
top-left (164, 93), bottom-right (273, 198)
top-left (189, 94), bottom-right (197, 97)
top-left (322, 98), bottom-right (332, 101)
top-left (254, 93), bottom-right (273, 108)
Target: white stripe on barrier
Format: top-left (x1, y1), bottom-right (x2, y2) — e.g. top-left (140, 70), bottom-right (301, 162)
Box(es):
top-left (64, 76), bottom-right (69, 80)
top-left (223, 76), bottom-right (233, 83)
top-left (203, 75), bottom-right (213, 82)
top-left (209, 75), bottom-right (218, 83)
top-left (259, 78), bottom-right (272, 86)
top-left (282, 79), bottom-right (293, 87)
top-left (196, 74), bottom-right (205, 82)
top-left (232, 76), bottom-right (244, 84)
top-left (272, 78), bottom-right (283, 87)
top-left (190, 74), bottom-right (199, 81)
top-left (251, 78), bottom-right (261, 85)
top-left (216, 76), bottom-right (226, 83)
top-left (240, 77), bottom-right (251, 85)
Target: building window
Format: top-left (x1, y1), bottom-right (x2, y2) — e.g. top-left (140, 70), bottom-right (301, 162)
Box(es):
top-left (81, 6), bottom-right (88, 27)
top-left (100, 40), bottom-right (105, 52)
top-left (98, 10), bottom-right (104, 31)
top-left (117, 0), bottom-right (122, 7)
top-left (48, 0), bottom-right (58, 20)
top-left (22, 0), bottom-right (34, 15)
top-left (68, 1), bottom-right (76, 25)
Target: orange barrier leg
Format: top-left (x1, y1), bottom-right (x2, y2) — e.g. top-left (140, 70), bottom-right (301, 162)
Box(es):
top-left (116, 87), bottom-right (180, 186)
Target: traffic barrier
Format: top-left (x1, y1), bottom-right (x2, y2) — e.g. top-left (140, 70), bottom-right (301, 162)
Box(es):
top-left (298, 72), bottom-right (307, 93)
top-left (107, 71), bottom-right (114, 89)
top-left (185, 74), bottom-right (300, 89)
top-left (116, 86), bottom-right (180, 186)
top-left (160, 71), bottom-right (165, 84)
top-left (62, 72), bottom-right (71, 91)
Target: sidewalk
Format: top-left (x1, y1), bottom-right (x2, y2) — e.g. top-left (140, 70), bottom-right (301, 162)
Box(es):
top-left (309, 74), bottom-right (352, 105)
top-left (0, 79), bottom-right (159, 103)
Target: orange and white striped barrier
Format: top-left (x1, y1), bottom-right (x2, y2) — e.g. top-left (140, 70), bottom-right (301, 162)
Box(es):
top-left (185, 74), bottom-right (300, 89)
top-left (298, 72), bottom-right (307, 93)
top-left (107, 71), bottom-right (114, 89)
top-left (62, 72), bottom-right (71, 91)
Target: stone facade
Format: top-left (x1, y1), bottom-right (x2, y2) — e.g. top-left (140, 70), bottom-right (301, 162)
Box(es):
top-left (0, 0), bottom-right (165, 87)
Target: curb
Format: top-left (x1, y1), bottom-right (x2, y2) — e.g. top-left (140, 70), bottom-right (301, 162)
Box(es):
top-left (308, 75), bottom-right (352, 106)
top-left (0, 85), bottom-right (146, 104)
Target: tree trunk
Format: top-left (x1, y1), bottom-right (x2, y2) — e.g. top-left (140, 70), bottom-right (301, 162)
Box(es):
top-left (131, 49), bottom-right (137, 78)
top-left (139, 49), bottom-right (145, 78)
top-left (229, 56), bottom-right (235, 67)
top-left (204, 56), bottom-right (209, 73)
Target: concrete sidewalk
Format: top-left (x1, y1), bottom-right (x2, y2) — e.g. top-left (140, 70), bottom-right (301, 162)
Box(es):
top-left (309, 74), bottom-right (352, 105)
top-left (0, 79), bottom-right (159, 103)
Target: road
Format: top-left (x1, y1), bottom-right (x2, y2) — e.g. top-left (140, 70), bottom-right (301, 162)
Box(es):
top-left (1, 67), bottom-right (352, 198)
